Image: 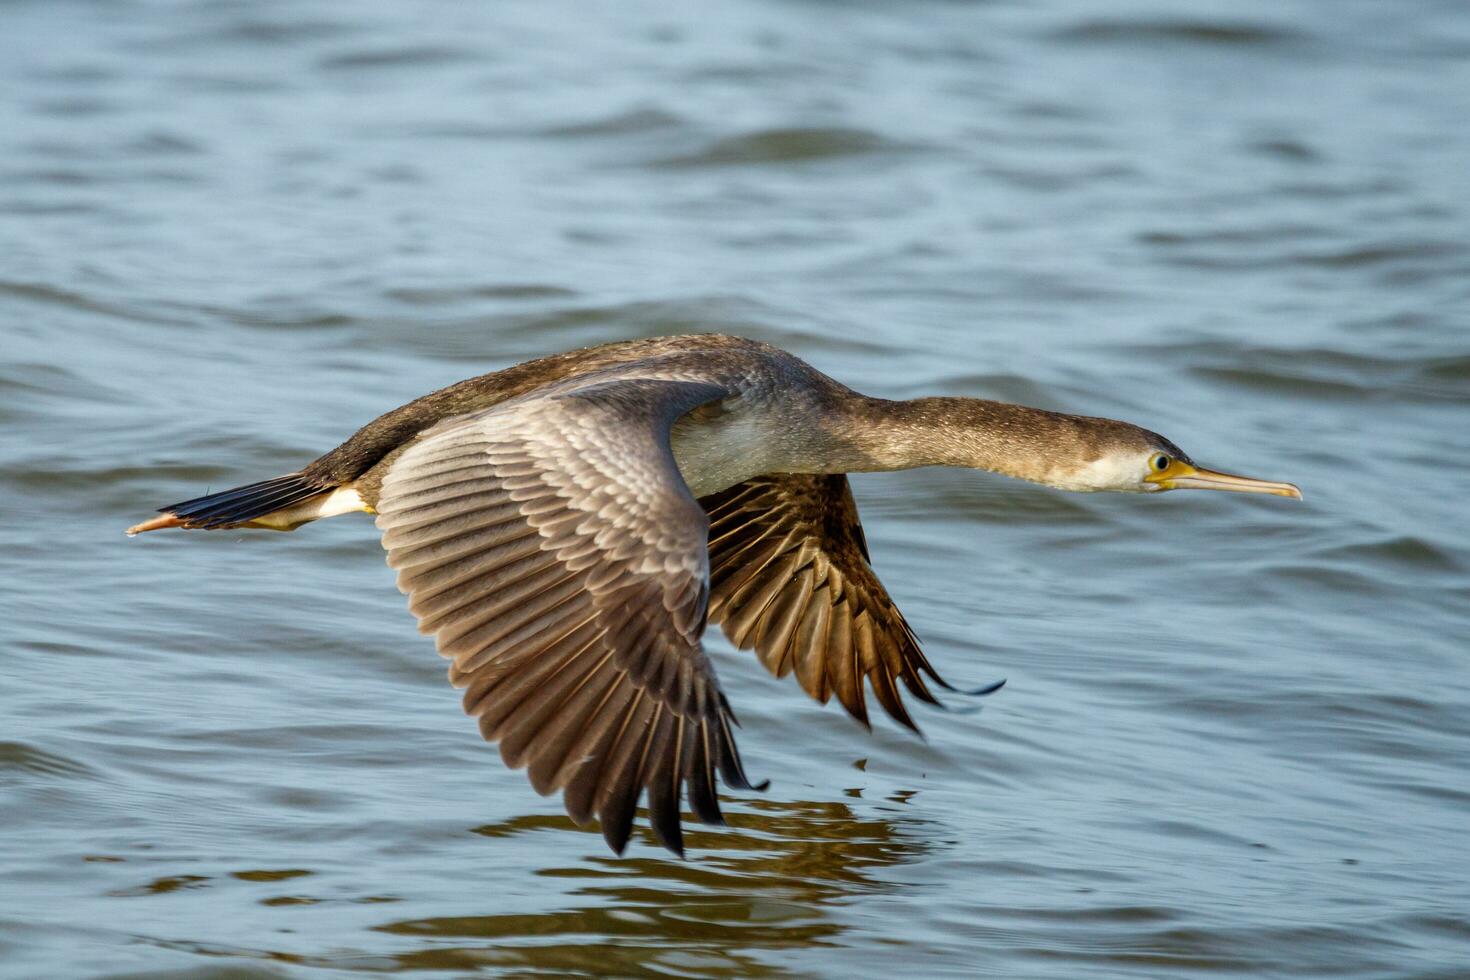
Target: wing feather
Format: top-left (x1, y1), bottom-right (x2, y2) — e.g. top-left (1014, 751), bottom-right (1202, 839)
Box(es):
top-left (702, 473), bottom-right (974, 733)
top-left (377, 377), bottom-right (763, 856)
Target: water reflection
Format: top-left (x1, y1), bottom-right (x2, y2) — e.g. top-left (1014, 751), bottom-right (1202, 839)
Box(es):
top-left (371, 798), bottom-right (931, 974)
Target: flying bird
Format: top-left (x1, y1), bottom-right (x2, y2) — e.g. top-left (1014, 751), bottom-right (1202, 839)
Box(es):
top-left (128, 335), bottom-right (1300, 855)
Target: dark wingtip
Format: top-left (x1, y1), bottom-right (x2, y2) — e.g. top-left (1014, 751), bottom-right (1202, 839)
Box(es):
top-left (723, 768), bottom-right (770, 793)
top-left (923, 666), bottom-right (1006, 698)
top-left (923, 678), bottom-right (1006, 715)
top-left (888, 703), bottom-right (923, 738)
top-left (895, 678), bottom-right (1005, 723)
top-left (602, 824), bottom-right (631, 856)
top-left (938, 678), bottom-right (1008, 698)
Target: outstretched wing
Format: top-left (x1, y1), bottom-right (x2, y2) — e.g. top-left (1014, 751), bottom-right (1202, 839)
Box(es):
top-left (702, 473), bottom-right (978, 732)
top-left (375, 377), bottom-right (763, 855)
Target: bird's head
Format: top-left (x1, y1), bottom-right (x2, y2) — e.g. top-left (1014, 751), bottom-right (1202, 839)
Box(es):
top-left (1070, 425), bottom-right (1302, 498)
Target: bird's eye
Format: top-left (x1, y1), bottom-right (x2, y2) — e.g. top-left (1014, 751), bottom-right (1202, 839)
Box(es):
top-left (1152, 454), bottom-right (1171, 472)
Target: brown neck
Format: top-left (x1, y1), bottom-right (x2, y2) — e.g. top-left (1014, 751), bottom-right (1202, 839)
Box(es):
top-left (818, 395), bottom-right (1107, 487)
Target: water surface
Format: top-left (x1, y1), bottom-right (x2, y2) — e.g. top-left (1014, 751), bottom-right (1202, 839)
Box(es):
top-left (3, 0), bottom-right (1469, 977)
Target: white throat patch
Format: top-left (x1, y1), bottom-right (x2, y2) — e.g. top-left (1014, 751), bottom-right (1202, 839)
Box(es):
top-left (1054, 454), bottom-right (1150, 493)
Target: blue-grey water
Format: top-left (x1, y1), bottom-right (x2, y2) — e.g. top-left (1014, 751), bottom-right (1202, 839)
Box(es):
top-left (3, 1), bottom-right (1469, 977)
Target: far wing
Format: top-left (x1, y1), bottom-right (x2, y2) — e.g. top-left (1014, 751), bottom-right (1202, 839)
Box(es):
top-left (702, 473), bottom-right (984, 731)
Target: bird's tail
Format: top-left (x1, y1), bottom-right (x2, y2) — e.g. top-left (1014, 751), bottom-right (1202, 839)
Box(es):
top-left (126, 473), bottom-right (328, 535)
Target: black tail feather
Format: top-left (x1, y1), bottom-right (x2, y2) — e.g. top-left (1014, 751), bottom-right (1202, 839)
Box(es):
top-left (161, 474), bottom-right (327, 529)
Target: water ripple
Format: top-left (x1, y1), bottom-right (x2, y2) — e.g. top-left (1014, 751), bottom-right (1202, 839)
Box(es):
top-left (0, 742), bottom-right (95, 780)
top-left (653, 127), bottom-right (918, 168)
top-left (1049, 18), bottom-right (1310, 48)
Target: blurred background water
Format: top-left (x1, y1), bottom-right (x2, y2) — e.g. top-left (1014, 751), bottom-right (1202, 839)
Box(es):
top-left (3, 0), bottom-right (1469, 977)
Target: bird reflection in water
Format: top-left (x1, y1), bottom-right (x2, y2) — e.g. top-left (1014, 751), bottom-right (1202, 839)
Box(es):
top-left (370, 795), bottom-right (930, 975)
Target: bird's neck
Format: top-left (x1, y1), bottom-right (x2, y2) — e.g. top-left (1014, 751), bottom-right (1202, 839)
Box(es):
top-left (818, 395), bottom-right (1100, 489)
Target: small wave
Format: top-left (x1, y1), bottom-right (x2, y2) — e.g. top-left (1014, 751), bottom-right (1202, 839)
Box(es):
top-left (387, 121), bottom-right (515, 141)
top-left (1138, 223), bottom-right (1331, 248)
top-left (1160, 342), bottom-right (1469, 403)
top-left (123, 131), bottom-right (206, 157)
top-left (0, 200), bottom-right (101, 216)
top-left (1194, 365), bottom-right (1373, 400)
top-left (541, 108), bottom-right (686, 139)
top-left (28, 96), bottom-right (117, 118)
top-left (382, 283), bottom-right (577, 306)
top-left (1291, 239), bottom-right (1464, 269)
top-left (25, 65), bottom-right (116, 85)
top-left (0, 279), bottom-right (187, 325)
top-left (1245, 138), bottom-right (1323, 163)
top-left (1, 461), bottom-right (235, 497)
top-left (981, 902), bottom-right (1178, 924)
top-left (1400, 913), bottom-right (1470, 943)
top-left (1311, 535), bottom-right (1463, 574)
top-left (1165, 690), bottom-right (1470, 748)
top-left (200, 303), bottom-right (356, 332)
top-left (652, 127), bottom-right (914, 168)
top-left (1422, 354), bottom-right (1470, 382)
top-left (318, 46), bottom-right (479, 71)
top-left (356, 295), bottom-right (888, 362)
top-left (125, 13), bottom-right (356, 54)
top-left (1050, 19), bottom-right (1307, 47)
top-left (211, 18), bottom-right (356, 46)
top-left (1271, 177), bottom-right (1404, 200)
top-left (0, 741), bottom-right (95, 780)
top-left (164, 72), bottom-right (293, 94)
top-left (980, 162), bottom-right (1137, 193)
top-left (1007, 100), bottom-right (1096, 123)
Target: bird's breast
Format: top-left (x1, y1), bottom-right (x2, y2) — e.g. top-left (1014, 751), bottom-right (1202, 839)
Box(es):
top-left (670, 401), bottom-right (806, 499)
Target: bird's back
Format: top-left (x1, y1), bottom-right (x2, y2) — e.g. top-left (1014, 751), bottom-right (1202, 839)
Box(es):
top-left (305, 334), bottom-right (800, 489)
